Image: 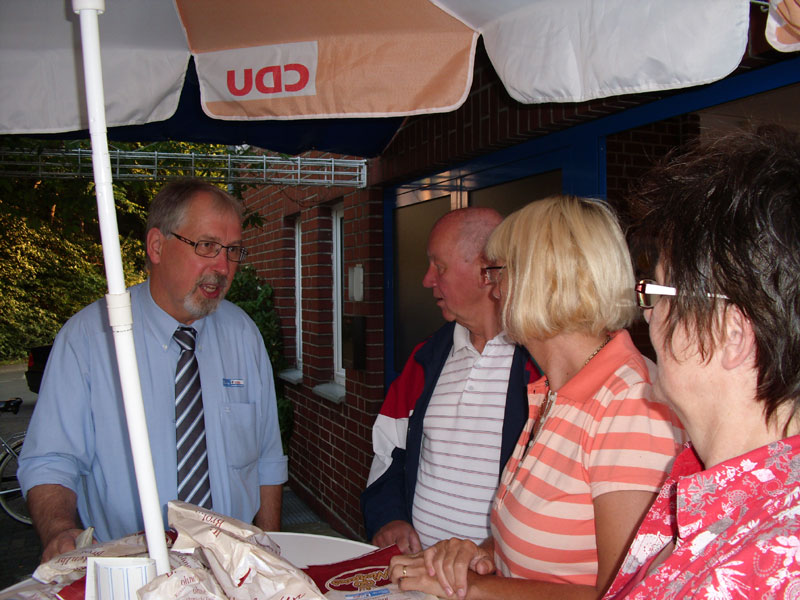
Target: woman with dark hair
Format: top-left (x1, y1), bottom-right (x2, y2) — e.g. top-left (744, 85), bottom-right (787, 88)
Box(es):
top-left (390, 195), bottom-right (685, 600)
top-left (604, 126), bottom-right (800, 598)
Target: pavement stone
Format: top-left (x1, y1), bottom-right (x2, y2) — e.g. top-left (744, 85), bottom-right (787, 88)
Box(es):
top-left (0, 516), bottom-right (42, 590)
top-left (0, 363), bottom-right (38, 590)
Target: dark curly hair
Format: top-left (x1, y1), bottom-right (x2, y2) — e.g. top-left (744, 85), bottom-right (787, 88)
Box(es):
top-left (630, 125), bottom-right (800, 428)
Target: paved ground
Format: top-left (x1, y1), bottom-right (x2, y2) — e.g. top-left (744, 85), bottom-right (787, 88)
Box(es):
top-left (0, 363), bottom-right (44, 590)
top-left (0, 362), bottom-right (338, 591)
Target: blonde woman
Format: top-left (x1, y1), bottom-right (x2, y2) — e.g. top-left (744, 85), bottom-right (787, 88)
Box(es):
top-left (390, 195), bottom-right (685, 600)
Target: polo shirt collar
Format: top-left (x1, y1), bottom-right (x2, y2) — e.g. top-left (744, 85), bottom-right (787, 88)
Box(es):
top-left (529, 329), bottom-right (639, 402)
top-left (452, 321), bottom-right (475, 355)
top-left (452, 323), bottom-right (512, 356)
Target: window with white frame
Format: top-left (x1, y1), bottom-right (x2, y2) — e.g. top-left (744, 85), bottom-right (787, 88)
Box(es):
top-left (294, 219), bottom-right (303, 369)
top-left (332, 205), bottom-right (346, 385)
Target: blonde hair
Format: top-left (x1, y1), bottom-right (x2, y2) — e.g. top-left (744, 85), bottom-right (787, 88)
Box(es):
top-left (486, 195), bottom-right (637, 342)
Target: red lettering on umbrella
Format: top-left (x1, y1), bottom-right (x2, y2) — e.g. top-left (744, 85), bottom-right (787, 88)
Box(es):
top-left (284, 63), bottom-right (309, 92)
top-left (256, 65), bottom-right (282, 93)
top-left (227, 69), bottom-right (252, 96)
top-left (226, 63), bottom-right (311, 96)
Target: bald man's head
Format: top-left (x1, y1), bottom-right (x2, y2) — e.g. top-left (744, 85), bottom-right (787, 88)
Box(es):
top-left (430, 207), bottom-right (503, 263)
top-left (422, 207), bottom-right (504, 330)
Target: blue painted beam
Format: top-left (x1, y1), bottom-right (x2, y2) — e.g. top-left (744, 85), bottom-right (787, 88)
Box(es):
top-left (393, 55), bottom-right (800, 196)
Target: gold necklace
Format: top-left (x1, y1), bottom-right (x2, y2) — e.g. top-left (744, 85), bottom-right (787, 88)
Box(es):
top-left (502, 382), bottom-right (554, 502)
top-left (534, 334), bottom-right (610, 436)
top-left (501, 334), bottom-right (614, 503)
top-left (534, 334), bottom-right (610, 440)
top-left (583, 334), bottom-right (612, 366)
top-left (530, 382), bottom-right (556, 442)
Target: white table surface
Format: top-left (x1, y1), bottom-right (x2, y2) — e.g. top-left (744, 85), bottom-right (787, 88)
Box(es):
top-left (267, 531), bottom-right (377, 568)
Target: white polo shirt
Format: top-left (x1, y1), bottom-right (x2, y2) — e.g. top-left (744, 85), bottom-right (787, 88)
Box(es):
top-left (411, 324), bottom-right (516, 548)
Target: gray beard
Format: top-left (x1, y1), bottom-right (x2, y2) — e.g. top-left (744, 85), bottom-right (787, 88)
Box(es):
top-left (182, 274), bottom-right (227, 320)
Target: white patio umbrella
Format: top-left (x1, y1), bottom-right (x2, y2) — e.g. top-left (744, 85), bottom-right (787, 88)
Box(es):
top-left (1, 0), bottom-right (755, 150)
top-left (1, 0), bottom-right (772, 577)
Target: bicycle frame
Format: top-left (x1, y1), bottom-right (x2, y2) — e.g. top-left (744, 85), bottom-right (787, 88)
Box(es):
top-left (0, 431), bottom-right (31, 524)
top-left (0, 431), bottom-right (25, 458)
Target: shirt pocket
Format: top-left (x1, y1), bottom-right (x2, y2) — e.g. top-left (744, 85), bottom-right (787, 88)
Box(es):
top-left (219, 402), bottom-right (259, 469)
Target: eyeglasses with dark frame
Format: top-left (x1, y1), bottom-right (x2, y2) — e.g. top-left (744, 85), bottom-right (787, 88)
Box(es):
top-left (635, 279), bottom-right (728, 309)
top-left (170, 232), bottom-right (248, 263)
top-left (481, 265), bottom-right (506, 285)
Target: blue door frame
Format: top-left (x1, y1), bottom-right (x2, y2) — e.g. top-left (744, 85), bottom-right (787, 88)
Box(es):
top-left (383, 55), bottom-right (800, 387)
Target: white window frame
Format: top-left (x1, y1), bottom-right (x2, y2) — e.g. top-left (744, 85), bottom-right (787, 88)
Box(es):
top-left (294, 219), bottom-right (303, 369)
top-left (332, 205), bottom-right (346, 385)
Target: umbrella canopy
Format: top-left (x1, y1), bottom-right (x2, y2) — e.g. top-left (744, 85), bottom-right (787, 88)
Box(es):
top-left (1, 0), bottom-right (756, 156)
top-left (35, 58), bottom-right (405, 157)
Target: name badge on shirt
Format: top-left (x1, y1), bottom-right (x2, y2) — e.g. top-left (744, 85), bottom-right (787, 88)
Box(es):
top-left (223, 378), bottom-right (245, 388)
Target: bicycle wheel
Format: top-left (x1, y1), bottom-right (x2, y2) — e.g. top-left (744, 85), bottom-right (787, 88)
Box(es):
top-left (0, 438), bottom-right (32, 525)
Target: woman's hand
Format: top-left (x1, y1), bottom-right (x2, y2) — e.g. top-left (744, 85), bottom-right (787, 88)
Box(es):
top-left (423, 537), bottom-right (495, 598)
top-left (389, 553), bottom-right (450, 598)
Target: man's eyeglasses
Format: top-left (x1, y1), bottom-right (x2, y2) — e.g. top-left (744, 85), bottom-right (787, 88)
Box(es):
top-left (482, 265), bottom-right (505, 285)
top-left (635, 279), bottom-right (728, 309)
top-left (170, 232), bottom-right (248, 263)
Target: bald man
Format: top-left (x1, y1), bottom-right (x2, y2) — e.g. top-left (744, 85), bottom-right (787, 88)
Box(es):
top-left (361, 208), bottom-right (538, 553)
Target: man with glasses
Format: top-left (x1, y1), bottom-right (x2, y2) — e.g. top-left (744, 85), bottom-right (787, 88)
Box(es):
top-left (19, 179), bottom-right (287, 561)
top-left (361, 207), bottom-right (537, 554)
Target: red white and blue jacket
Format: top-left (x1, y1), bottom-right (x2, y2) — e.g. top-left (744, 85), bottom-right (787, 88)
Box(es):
top-left (360, 321), bottom-right (539, 540)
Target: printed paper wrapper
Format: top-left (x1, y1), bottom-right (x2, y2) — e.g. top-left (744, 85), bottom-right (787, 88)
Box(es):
top-left (32, 530), bottom-right (182, 586)
top-left (165, 500), bottom-right (325, 600)
top-left (0, 501), bottom-right (434, 600)
top-left (0, 531), bottom-right (201, 600)
top-left (303, 545), bottom-right (436, 600)
top-left (137, 566), bottom-right (226, 600)
top-left (34, 532), bottom-right (156, 585)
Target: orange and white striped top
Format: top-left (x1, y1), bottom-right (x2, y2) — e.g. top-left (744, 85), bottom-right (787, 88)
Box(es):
top-left (490, 330), bottom-right (685, 586)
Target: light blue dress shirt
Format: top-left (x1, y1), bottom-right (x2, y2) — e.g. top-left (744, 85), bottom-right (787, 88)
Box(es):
top-left (18, 280), bottom-right (288, 542)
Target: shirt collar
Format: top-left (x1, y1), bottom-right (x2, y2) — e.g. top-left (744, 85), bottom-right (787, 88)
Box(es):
top-left (529, 329), bottom-right (639, 401)
top-left (138, 279), bottom-right (207, 352)
top-left (675, 436), bottom-right (800, 542)
top-left (452, 322), bottom-right (474, 355)
top-left (452, 322), bottom-right (512, 355)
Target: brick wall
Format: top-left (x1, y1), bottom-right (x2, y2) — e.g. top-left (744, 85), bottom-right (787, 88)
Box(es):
top-left (606, 114), bottom-right (701, 222)
top-left (605, 115), bottom-right (701, 362)
top-left (241, 41), bottom-right (704, 539)
top-left (242, 182), bottom-right (387, 538)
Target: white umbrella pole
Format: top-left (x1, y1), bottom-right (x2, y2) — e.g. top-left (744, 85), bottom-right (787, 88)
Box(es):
top-left (72, 0), bottom-right (170, 575)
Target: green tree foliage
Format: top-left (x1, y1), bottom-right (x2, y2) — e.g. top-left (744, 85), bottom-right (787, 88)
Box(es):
top-left (0, 211), bottom-right (106, 358)
top-left (0, 139), bottom-right (150, 360)
top-left (0, 137), bottom-right (261, 361)
top-left (226, 265), bottom-right (293, 449)
top-left (0, 136), bottom-right (293, 444)
top-left (226, 266), bottom-right (286, 372)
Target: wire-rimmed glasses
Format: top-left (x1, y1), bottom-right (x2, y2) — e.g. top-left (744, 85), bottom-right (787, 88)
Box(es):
top-left (481, 265), bottom-right (506, 285)
top-left (170, 232), bottom-right (248, 263)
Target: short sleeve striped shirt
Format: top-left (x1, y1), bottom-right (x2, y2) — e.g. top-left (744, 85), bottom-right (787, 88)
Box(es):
top-left (490, 330), bottom-right (686, 585)
top-left (412, 325), bottom-right (516, 548)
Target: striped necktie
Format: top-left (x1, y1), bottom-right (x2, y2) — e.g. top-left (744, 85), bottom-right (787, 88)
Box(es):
top-left (173, 326), bottom-right (212, 509)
